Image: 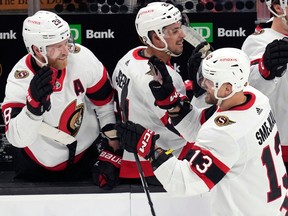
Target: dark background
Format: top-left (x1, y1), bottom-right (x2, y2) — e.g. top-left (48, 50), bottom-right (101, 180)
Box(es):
top-left (0, 12), bottom-right (257, 103)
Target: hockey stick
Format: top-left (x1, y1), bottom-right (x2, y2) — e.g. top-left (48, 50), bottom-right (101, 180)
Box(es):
top-left (120, 80), bottom-right (156, 216)
top-left (38, 122), bottom-right (76, 145)
top-left (182, 25), bottom-right (211, 58)
top-left (181, 14), bottom-right (211, 58)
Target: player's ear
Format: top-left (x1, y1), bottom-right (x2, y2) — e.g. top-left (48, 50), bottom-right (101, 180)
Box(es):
top-left (273, 3), bottom-right (283, 15)
top-left (150, 31), bottom-right (162, 46)
top-left (32, 45), bottom-right (41, 56)
top-left (225, 83), bottom-right (233, 94)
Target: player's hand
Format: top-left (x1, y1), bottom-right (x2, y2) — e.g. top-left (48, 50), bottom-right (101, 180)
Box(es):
top-left (261, 38), bottom-right (288, 80)
top-left (187, 42), bottom-right (213, 98)
top-left (92, 136), bottom-right (122, 190)
top-left (116, 121), bottom-right (159, 159)
top-left (26, 65), bottom-right (54, 116)
top-left (148, 56), bottom-right (180, 110)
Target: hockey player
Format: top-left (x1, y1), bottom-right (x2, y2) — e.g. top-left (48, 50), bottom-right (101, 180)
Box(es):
top-left (1, 11), bottom-right (121, 188)
top-left (116, 48), bottom-right (288, 215)
top-left (112, 2), bottom-right (193, 185)
top-left (241, 0), bottom-right (288, 170)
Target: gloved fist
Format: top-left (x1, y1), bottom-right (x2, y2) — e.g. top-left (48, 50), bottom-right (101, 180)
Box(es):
top-left (26, 65), bottom-right (54, 116)
top-left (148, 56), bottom-right (180, 110)
top-left (261, 38), bottom-right (288, 80)
top-left (187, 42), bottom-right (213, 97)
top-left (116, 121), bottom-right (159, 159)
top-left (92, 137), bottom-right (122, 190)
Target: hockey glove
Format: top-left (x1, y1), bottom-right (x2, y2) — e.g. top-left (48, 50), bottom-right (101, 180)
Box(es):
top-left (187, 42), bottom-right (213, 98)
top-left (116, 121), bottom-right (159, 160)
top-left (92, 136), bottom-right (122, 190)
top-left (260, 38), bottom-right (288, 80)
top-left (26, 65), bottom-right (54, 116)
top-left (148, 56), bottom-right (180, 110)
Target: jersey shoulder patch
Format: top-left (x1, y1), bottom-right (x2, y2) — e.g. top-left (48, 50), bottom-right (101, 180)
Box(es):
top-left (214, 115), bottom-right (236, 127)
top-left (14, 70), bottom-right (29, 79)
top-left (73, 45), bottom-right (81, 54)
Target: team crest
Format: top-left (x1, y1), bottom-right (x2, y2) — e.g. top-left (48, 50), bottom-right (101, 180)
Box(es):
top-left (67, 103), bottom-right (84, 136)
top-left (58, 101), bottom-right (84, 137)
top-left (73, 45), bottom-right (81, 53)
top-left (214, 115), bottom-right (235, 127)
top-left (14, 70), bottom-right (29, 79)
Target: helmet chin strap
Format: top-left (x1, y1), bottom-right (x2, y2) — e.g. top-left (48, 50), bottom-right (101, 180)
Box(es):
top-left (281, 16), bottom-right (288, 25)
top-left (214, 87), bottom-right (236, 106)
top-left (33, 50), bottom-right (49, 68)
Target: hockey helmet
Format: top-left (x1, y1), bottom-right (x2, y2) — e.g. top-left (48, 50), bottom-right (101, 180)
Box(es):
top-left (135, 2), bottom-right (181, 53)
top-left (22, 10), bottom-right (72, 64)
top-left (201, 48), bottom-right (250, 100)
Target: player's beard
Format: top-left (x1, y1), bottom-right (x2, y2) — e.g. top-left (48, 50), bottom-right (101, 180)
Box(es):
top-left (49, 57), bottom-right (68, 70)
top-left (205, 91), bottom-right (218, 105)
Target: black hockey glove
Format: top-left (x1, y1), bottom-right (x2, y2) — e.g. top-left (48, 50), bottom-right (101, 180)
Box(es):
top-left (26, 65), bottom-right (54, 116)
top-left (260, 38), bottom-right (288, 80)
top-left (187, 42), bottom-right (213, 98)
top-left (116, 121), bottom-right (159, 160)
top-left (92, 136), bottom-right (122, 190)
top-left (148, 56), bottom-right (180, 110)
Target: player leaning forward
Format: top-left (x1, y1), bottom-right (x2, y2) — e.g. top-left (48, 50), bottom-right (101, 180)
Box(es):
top-left (1, 11), bottom-right (121, 184)
top-left (117, 48), bottom-right (288, 215)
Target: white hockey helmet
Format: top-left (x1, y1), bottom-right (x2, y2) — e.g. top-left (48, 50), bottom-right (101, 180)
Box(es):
top-left (22, 10), bottom-right (71, 64)
top-left (135, 2), bottom-right (181, 54)
top-left (265, 0), bottom-right (287, 18)
top-left (201, 48), bottom-right (250, 100)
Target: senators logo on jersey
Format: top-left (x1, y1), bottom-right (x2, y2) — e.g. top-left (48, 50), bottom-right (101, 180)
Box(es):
top-left (214, 115), bottom-right (235, 127)
top-left (14, 70), bottom-right (29, 79)
top-left (58, 100), bottom-right (84, 137)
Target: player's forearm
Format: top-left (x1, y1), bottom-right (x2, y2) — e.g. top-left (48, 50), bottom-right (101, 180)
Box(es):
top-left (154, 156), bottom-right (210, 196)
top-left (96, 101), bottom-right (116, 127)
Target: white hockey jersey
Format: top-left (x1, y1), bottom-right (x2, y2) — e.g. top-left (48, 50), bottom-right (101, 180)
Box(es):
top-left (1, 44), bottom-right (115, 170)
top-left (242, 28), bottom-right (288, 161)
top-left (112, 46), bottom-right (193, 178)
top-left (155, 85), bottom-right (288, 216)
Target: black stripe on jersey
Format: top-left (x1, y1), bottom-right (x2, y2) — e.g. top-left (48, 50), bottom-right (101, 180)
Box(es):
top-left (200, 105), bottom-right (217, 125)
top-left (183, 147), bottom-right (229, 189)
top-left (165, 122), bottom-right (181, 136)
top-left (86, 79), bottom-right (113, 103)
top-left (2, 103), bottom-right (24, 119)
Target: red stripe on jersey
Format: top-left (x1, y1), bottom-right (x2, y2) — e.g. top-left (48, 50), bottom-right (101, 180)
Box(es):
top-left (281, 146), bottom-right (288, 162)
top-left (24, 147), bottom-right (85, 171)
top-left (177, 142), bottom-right (195, 160)
top-left (160, 112), bottom-right (169, 125)
top-left (200, 109), bottom-right (207, 125)
top-left (1, 102), bottom-right (25, 111)
top-left (88, 93), bottom-right (113, 106)
top-left (229, 91), bottom-right (256, 111)
top-left (132, 48), bottom-right (147, 60)
top-left (25, 54), bottom-right (34, 73)
top-left (86, 67), bottom-right (108, 94)
top-left (119, 159), bottom-right (154, 178)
